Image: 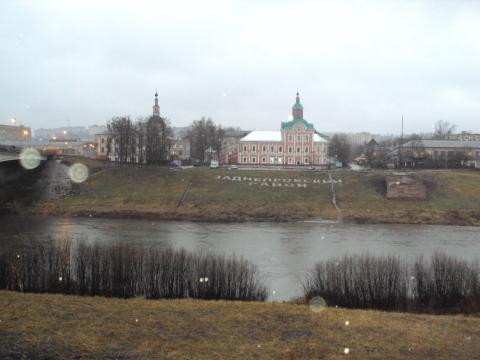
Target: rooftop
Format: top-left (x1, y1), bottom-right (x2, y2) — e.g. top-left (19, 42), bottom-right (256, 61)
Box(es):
top-left (240, 130), bottom-right (328, 143)
top-left (401, 140), bottom-right (480, 149)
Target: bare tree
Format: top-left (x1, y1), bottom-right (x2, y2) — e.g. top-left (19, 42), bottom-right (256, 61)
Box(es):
top-left (328, 133), bottom-right (351, 167)
top-left (187, 117), bottom-right (225, 163)
top-left (433, 120), bottom-right (456, 140)
top-left (145, 115), bottom-right (172, 164)
top-left (107, 116), bottom-right (136, 163)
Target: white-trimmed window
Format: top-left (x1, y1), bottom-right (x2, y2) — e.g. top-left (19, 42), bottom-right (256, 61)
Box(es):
top-left (288, 157), bottom-right (293, 164)
top-left (262, 145), bottom-right (266, 152)
top-left (252, 157), bottom-right (256, 163)
top-left (288, 135), bottom-right (292, 141)
top-left (305, 135), bottom-right (309, 141)
top-left (297, 135), bottom-right (301, 141)
top-left (252, 146), bottom-right (256, 152)
top-left (305, 147), bottom-right (308, 153)
top-left (243, 145), bottom-right (247, 152)
top-left (288, 147), bottom-right (292, 153)
top-left (279, 146), bottom-right (283, 153)
top-left (243, 157), bottom-right (247, 163)
top-left (270, 146), bottom-right (274, 152)
top-left (262, 157), bottom-right (266, 163)
top-left (304, 158), bottom-right (309, 164)
top-left (297, 147), bottom-right (300, 153)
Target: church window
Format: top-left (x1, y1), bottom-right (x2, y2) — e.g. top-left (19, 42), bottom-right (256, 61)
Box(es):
top-left (252, 157), bottom-right (256, 163)
top-left (252, 146), bottom-right (256, 152)
top-left (243, 145), bottom-right (247, 152)
top-left (262, 145), bottom-right (266, 152)
top-left (288, 147), bottom-right (292, 153)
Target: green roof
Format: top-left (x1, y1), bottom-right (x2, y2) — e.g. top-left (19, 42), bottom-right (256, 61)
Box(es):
top-left (281, 118), bottom-right (315, 130)
top-left (292, 103), bottom-right (303, 110)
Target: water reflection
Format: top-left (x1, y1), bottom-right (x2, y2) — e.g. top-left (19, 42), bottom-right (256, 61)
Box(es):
top-left (1, 215), bottom-right (479, 300)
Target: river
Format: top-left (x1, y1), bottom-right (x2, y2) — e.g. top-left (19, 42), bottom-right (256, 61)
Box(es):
top-left (1, 215), bottom-right (479, 301)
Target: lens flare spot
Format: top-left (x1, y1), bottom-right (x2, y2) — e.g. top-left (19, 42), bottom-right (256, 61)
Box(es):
top-left (19, 148), bottom-right (41, 170)
top-left (68, 163), bottom-right (89, 183)
top-left (344, 347), bottom-right (350, 354)
top-left (309, 296), bottom-right (327, 313)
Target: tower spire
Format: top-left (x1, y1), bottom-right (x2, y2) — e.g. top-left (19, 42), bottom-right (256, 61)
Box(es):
top-left (292, 91), bottom-right (303, 119)
top-left (153, 90), bottom-right (160, 117)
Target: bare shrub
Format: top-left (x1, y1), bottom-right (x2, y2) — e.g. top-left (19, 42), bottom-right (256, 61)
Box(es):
top-left (304, 252), bottom-right (480, 314)
top-left (0, 239), bottom-right (267, 302)
top-left (303, 254), bottom-right (408, 311)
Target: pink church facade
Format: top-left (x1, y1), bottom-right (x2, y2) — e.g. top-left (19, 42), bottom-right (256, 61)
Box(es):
top-left (238, 93), bottom-right (330, 166)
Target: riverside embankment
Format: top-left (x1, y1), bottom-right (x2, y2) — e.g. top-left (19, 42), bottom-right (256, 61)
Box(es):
top-left (20, 159), bottom-right (480, 226)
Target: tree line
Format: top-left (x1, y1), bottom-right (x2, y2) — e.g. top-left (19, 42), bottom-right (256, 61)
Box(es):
top-left (106, 115), bottom-right (225, 165)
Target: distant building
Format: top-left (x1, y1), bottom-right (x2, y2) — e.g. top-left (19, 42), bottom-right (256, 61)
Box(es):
top-left (445, 132), bottom-right (480, 142)
top-left (35, 126), bottom-right (93, 141)
top-left (221, 128), bottom-right (248, 165)
top-left (95, 133), bottom-right (109, 159)
top-left (239, 93), bottom-right (330, 167)
top-left (170, 138), bottom-right (190, 162)
top-left (390, 139), bottom-right (480, 168)
top-left (0, 124), bottom-right (31, 144)
top-left (349, 132), bottom-right (374, 145)
top-left (43, 138), bottom-right (83, 156)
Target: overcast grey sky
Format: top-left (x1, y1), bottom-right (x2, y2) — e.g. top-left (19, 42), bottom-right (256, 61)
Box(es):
top-left (1, 0), bottom-right (480, 134)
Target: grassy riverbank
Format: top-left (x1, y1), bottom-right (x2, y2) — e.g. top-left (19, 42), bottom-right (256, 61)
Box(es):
top-left (1, 291), bottom-right (479, 359)
top-left (28, 159), bottom-right (480, 225)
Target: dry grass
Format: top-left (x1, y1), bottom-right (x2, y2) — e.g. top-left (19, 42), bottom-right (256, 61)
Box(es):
top-left (32, 163), bottom-right (480, 225)
top-left (1, 291), bottom-right (479, 359)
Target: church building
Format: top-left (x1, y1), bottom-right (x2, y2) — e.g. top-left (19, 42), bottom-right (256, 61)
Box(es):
top-left (238, 93), bottom-right (330, 166)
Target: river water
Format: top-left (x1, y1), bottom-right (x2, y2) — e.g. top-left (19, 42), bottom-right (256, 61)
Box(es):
top-left (1, 215), bottom-right (479, 300)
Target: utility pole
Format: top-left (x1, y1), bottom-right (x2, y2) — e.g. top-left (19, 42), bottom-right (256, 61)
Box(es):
top-left (398, 115), bottom-right (404, 168)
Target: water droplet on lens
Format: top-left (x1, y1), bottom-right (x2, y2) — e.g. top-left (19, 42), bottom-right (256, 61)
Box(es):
top-left (19, 148), bottom-right (41, 170)
top-left (68, 163), bottom-right (89, 183)
top-left (309, 296), bottom-right (327, 313)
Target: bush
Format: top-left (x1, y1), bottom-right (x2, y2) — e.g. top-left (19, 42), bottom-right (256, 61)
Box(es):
top-left (303, 253), bottom-right (480, 314)
top-left (0, 239), bottom-right (268, 302)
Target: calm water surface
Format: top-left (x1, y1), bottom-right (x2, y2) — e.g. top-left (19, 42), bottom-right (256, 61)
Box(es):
top-left (1, 215), bottom-right (479, 300)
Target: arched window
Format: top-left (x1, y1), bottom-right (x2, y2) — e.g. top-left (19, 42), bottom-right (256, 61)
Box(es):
top-left (252, 157), bottom-right (256, 163)
top-left (271, 146), bottom-right (274, 152)
top-left (262, 157), bottom-right (266, 163)
top-left (288, 147), bottom-right (292, 153)
top-left (252, 146), bottom-right (256, 152)
top-left (305, 147), bottom-right (308, 153)
top-left (279, 146), bottom-right (283, 152)
top-left (297, 147), bottom-right (300, 153)
top-left (243, 146), bottom-right (247, 152)
top-left (305, 135), bottom-right (309, 141)
top-left (262, 145), bottom-right (266, 152)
